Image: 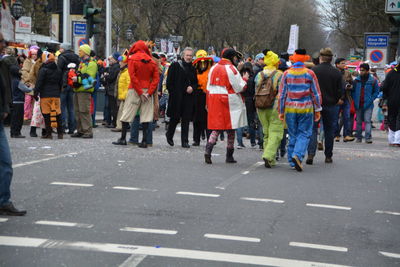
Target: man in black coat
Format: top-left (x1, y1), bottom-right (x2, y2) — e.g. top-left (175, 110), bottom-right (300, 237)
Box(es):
top-left (310, 48), bottom-right (343, 163)
top-left (104, 53), bottom-right (120, 128)
top-left (0, 32), bottom-right (26, 216)
top-left (166, 47), bottom-right (198, 148)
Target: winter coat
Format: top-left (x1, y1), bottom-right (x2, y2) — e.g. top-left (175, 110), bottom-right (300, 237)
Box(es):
top-left (21, 58), bottom-right (35, 84)
top-left (166, 60), bottom-right (198, 120)
top-left (0, 63), bottom-right (11, 120)
top-left (28, 59), bottom-right (43, 86)
top-left (127, 40), bottom-right (159, 96)
top-left (352, 74), bottom-right (379, 110)
top-left (193, 68), bottom-right (210, 123)
top-left (74, 58), bottom-right (98, 93)
top-left (57, 50), bottom-right (80, 88)
top-left (117, 66), bottom-right (130, 100)
top-left (34, 62), bottom-right (63, 98)
top-left (312, 62), bottom-right (343, 107)
top-left (381, 68), bottom-right (400, 111)
top-left (206, 58), bottom-right (247, 130)
top-left (0, 55), bottom-right (18, 100)
top-left (10, 65), bottom-right (31, 103)
top-left (104, 62), bottom-right (120, 96)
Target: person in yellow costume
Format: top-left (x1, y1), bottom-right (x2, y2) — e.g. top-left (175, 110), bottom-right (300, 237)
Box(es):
top-left (192, 49), bottom-right (213, 146)
top-left (254, 51), bottom-right (284, 168)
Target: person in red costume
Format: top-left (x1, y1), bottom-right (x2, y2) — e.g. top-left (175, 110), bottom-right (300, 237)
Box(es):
top-left (112, 40), bottom-right (159, 147)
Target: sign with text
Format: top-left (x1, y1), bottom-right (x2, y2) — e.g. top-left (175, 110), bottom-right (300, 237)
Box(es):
top-left (74, 23), bottom-right (86, 35)
top-left (287, 24), bottom-right (299, 54)
top-left (365, 35), bottom-right (388, 48)
top-left (364, 33), bottom-right (389, 68)
top-left (15, 16), bottom-right (32, 34)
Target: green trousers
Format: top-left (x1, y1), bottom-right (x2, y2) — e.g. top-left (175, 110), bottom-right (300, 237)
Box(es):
top-left (257, 108), bottom-right (284, 164)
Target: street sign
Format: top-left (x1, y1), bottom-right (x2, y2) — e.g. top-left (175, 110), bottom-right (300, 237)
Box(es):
top-left (369, 50), bottom-right (384, 63)
top-left (386, 0), bottom-right (400, 14)
top-left (78, 37), bottom-right (89, 47)
top-left (365, 35), bottom-right (388, 48)
top-left (74, 23), bottom-right (87, 35)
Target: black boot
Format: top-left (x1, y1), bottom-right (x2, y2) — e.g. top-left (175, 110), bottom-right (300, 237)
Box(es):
top-left (113, 122), bottom-right (128, 145)
top-left (204, 142), bottom-right (214, 164)
top-left (139, 122), bottom-right (148, 148)
top-left (56, 115), bottom-right (63, 139)
top-left (30, 126), bottom-right (38, 137)
top-left (226, 148), bottom-right (237, 163)
top-left (41, 114), bottom-right (52, 139)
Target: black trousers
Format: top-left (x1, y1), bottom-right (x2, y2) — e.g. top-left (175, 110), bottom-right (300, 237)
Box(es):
top-left (193, 121), bottom-right (211, 143)
top-left (108, 95), bottom-right (118, 127)
top-left (388, 106), bottom-right (400, 131)
top-left (167, 117), bottom-right (190, 144)
top-left (10, 103), bottom-right (24, 136)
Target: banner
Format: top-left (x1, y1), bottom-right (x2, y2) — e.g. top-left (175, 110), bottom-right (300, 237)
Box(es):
top-left (1, 2), bottom-right (15, 41)
top-left (287, 24), bottom-right (299, 55)
top-left (16, 16), bottom-right (31, 33)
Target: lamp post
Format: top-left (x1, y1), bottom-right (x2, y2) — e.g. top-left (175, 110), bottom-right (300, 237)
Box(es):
top-left (11, 0), bottom-right (24, 21)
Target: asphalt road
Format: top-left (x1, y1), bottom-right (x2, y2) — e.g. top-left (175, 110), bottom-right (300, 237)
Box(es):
top-left (0, 122), bottom-right (399, 267)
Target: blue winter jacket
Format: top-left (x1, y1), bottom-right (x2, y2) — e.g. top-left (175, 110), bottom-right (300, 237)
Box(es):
top-left (352, 74), bottom-right (379, 110)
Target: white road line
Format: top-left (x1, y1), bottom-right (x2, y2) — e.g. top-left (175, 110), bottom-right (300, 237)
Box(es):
top-left (241, 197), bottom-right (285, 204)
top-left (119, 254), bottom-right (147, 267)
top-left (379, 251), bottom-right (400, 258)
top-left (176, 192), bottom-right (220, 198)
top-left (113, 186), bottom-right (158, 192)
top-left (306, 203), bottom-right (351, 211)
top-left (50, 182), bottom-right (93, 187)
top-left (0, 218), bottom-right (8, 223)
top-left (216, 161), bottom-right (263, 190)
top-left (13, 152), bottom-right (78, 168)
top-left (204, 234), bottom-right (260, 243)
top-left (0, 236), bottom-right (352, 267)
top-left (35, 220), bottom-right (93, 229)
top-left (242, 171), bottom-right (250, 175)
top-left (289, 242), bottom-right (348, 252)
top-left (375, 210), bottom-right (400, 216)
top-left (120, 227), bottom-right (177, 235)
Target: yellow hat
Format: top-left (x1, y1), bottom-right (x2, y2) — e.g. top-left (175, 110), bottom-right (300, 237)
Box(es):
top-left (264, 51), bottom-right (280, 67)
top-left (79, 44), bottom-right (91, 55)
top-left (196, 49), bottom-right (208, 59)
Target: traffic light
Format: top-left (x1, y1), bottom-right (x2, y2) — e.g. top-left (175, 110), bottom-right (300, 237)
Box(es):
top-left (83, 3), bottom-right (103, 40)
top-left (389, 16), bottom-right (400, 52)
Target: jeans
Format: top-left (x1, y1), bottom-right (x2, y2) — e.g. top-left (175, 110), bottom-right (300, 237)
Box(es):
top-left (236, 127), bottom-right (245, 146)
top-left (307, 120), bottom-right (319, 157)
top-left (286, 112), bottom-right (314, 166)
top-left (0, 122), bottom-right (12, 206)
top-left (335, 100), bottom-right (351, 137)
top-left (356, 107), bottom-right (373, 140)
top-left (60, 88), bottom-right (76, 132)
top-left (129, 115), bottom-right (153, 144)
top-left (91, 91), bottom-right (97, 126)
top-left (321, 105), bottom-right (339, 158)
top-left (103, 93), bottom-right (111, 125)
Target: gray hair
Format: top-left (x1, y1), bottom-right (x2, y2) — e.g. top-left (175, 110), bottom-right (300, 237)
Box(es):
top-left (181, 47), bottom-right (194, 57)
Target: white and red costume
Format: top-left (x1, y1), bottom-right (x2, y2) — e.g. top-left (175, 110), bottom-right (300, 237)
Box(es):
top-left (206, 58), bottom-right (247, 130)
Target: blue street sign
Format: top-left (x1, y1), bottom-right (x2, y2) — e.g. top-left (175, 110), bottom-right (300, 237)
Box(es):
top-left (74, 23), bottom-right (87, 35)
top-left (365, 35), bottom-right (388, 47)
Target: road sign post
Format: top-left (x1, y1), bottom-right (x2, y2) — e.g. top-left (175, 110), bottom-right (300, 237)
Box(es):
top-left (364, 33), bottom-right (390, 73)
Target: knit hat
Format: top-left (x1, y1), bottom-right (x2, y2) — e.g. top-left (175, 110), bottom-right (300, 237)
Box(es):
top-left (79, 44), bottom-right (91, 56)
top-left (221, 48), bottom-right (239, 64)
top-left (289, 48), bottom-right (310, 63)
top-left (255, 53), bottom-right (264, 61)
top-left (41, 51), bottom-right (56, 63)
top-left (264, 51), bottom-right (280, 67)
top-left (320, 47), bottom-right (333, 57)
top-left (60, 43), bottom-right (71, 50)
top-left (112, 52), bottom-right (121, 61)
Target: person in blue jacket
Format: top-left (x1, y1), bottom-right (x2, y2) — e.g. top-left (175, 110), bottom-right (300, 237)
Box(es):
top-left (352, 63), bottom-right (379, 143)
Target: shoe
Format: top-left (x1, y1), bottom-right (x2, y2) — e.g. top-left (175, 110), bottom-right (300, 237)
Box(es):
top-left (263, 158), bottom-right (272, 168)
top-left (237, 144), bottom-right (245, 149)
top-left (205, 154), bottom-right (212, 164)
top-left (306, 155), bottom-right (314, 165)
top-left (30, 132), bottom-right (38, 137)
top-left (105, 124), bottom-right (115, 128)
top-left (57, 134), bottom-right (63, 139)
top-left (335, 136), bottom-right (340, 142)
top-left (112, 138), bottom-right (127, 145)
top-left (226, 148), bottom-right (237, 163)
top-left (182, 143), bottom-right (190, 148)
top-left (250, 143), bottom-right (257, 149)
top-left (11, 134), bottom-right (25, 138)
top-left (139, 142), bottom-right (148, 148)
top-left (365, 139), bottom-right (373, 144)
top-left (128, 141), bottom-right (139, 146)
top-left (356, 139), bottom-right (362, 143)
top-left (292, 155), bottom-right (303, 172)
top-left (82, 134), bottom-right (93, 139)
top-left (148, 144), bottom-right (153, 147)
top-left (192, 142), bottom-right (200, 146)
top-left (71, 132), bottom-right (83, 138)
top-left (317, 142), bottom-right (324, 151)
top-left (166, 133), bottom-right (174, 146)
top-left (67, 130), bottom-right (74, 135)
top-left (325, 157), bottom-right (333, 163)
top-left (0, 202), bottom-right (26, 216)
top-left (111, 128), bottom-right (122, 132)
top-left (41, 134), bottom-right (53, 140)
top-left (343, 136), bottom-right (355, 142)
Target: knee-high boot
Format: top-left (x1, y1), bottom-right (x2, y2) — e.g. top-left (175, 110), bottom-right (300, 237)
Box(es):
top-left (226, 148), bottom-right (237, 163)
top-left (139, 122), bottom-right (148, 148)
top-left (56, 114), bottom-right (63, 139)
top-left (42, 114), bottom-right (52, 139)
top-left (204, 142), bottom-right (214, 164)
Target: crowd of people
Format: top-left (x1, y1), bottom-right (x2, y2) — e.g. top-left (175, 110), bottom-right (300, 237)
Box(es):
top-left (1, 30), bottom-right (400, 215)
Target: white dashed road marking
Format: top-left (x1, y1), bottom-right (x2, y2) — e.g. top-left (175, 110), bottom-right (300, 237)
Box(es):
top-left (176, 192), bottom-right (220, 198)
top-left (216, 161), bottom-right (263, 190)
top-left (0, 218), bottom-right (8, 223)
top-left (306, 203), bottom-right (352, 211)
top-left (13, 152), bottom-right (78, 168)
top-left (120, 227), bottom-right (177, 235)
top-left (50, 182), bottom-right (93, 187)
top-left (241, 197), bottom-right (285, 204)
top-left (241, 171), bottom-right (250, 175)
top-left (379, 251), bottom-right (400, 258)
top-left (118, 254), bottom-right (147, 267)
top-left (0, 236), bottom-right (352, 267)
top-left (113, 186), bottom-right (158, 192)
top-left (289, 242), bottom-right (348, 252)
top-left (375, 210), bottom-right (400, 216)
top-left (204, 234), bottom-right (261, 243)
top-left (35, 220), bottom-right (94, 228)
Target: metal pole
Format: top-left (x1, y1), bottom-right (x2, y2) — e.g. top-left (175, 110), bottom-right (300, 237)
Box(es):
top-left (106, 0), bottom-right (112, 59)
top-left (63, 0), bottom-right (70, 43)
top-left (397, 27), bottom-right (400, 59)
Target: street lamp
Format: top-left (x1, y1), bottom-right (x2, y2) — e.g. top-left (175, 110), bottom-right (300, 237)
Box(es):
top-left (11, 0), bottom-right (24, 21)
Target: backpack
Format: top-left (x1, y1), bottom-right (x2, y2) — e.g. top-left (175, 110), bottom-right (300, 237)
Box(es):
top-left (254, 70), bottom-right (277, 109)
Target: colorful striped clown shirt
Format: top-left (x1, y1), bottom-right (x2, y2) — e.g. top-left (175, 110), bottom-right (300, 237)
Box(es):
top-left (278, 62), bottom-right (322, 114)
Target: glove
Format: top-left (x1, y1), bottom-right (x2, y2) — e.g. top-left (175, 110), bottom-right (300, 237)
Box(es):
top-left (314, 111), bottom-right (321, 122)
top-left (279, 114), bottom-right (285, 121)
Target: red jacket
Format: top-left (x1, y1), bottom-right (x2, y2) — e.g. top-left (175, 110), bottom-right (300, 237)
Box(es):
top-left (67, 69), bottom-right (77, 87)
top-left (127, 41), bottom-right (159, 96)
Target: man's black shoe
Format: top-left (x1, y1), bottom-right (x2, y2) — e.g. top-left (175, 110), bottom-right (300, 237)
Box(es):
top-left (67, 130), bottom-right (75, 135)
top-left (263, 158), bottom-right (272, 168)
top-left (112, 138), bottom-right (127, 145)
top-left (306, 155), bottom-right (314, 165)
top-left (166, 133), bottom-right (174, 146)
top-left (325, 157), bottom-right (333, 163)
top-left (71, 132), bottom-right (83, 138)
top-left (138, 142), bottom-right (148, 148)
top-left (0, 202), bottom-right (26, 216)
top-left (182, 143), bottom-right (190, 148)
top-left (30, 132), bottom-right (38, 137)
top-left (192, 142), bottom-right (200, 146)
top-left (11, 134), bottom-right (25, 138)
